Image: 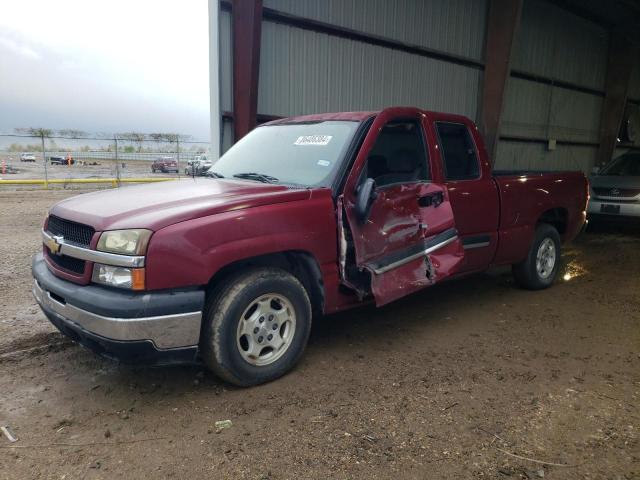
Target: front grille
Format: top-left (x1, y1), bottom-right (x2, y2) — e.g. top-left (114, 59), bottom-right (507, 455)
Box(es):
top-left (592, 187), bottom-right (640, 198)
top-left (47, 215), bottom-right (95, 246)
top-left (47, 249), bottom-right (86, 274)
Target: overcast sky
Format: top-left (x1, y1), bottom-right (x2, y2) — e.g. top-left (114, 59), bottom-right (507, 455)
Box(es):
top-left (0, 0), bottom-right (210, 140)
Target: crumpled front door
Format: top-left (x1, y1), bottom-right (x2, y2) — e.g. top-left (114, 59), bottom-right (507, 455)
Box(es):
top-left (344, 181), bottom-right (464, 306)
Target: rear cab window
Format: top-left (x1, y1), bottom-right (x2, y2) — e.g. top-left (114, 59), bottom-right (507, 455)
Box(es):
top-left (435, 122), bottom-right (480, 181)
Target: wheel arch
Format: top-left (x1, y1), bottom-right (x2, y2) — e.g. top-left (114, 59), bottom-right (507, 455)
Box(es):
top-left (206, 250), bottom-right (325, 316)
top-left (537, 207), bottom-right (568, 239)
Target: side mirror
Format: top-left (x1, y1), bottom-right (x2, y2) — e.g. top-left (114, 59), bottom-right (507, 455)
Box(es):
top-left (355, 178), bottom-right (376, 223)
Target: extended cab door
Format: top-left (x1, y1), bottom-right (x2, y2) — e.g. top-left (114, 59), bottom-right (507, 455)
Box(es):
top-left (340, 108), bottom-right (464, 306)
top-left (430, 119), bottom-right (499, 273)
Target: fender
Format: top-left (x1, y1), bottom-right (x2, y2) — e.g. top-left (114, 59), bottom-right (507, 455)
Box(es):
top-left (145, 190), bottom-right (338, 291)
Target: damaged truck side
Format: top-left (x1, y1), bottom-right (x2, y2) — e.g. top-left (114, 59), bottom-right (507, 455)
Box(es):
top-left (32, 107), bottom-right (589, 386)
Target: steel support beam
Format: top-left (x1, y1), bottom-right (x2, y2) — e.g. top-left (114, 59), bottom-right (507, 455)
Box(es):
top-left (596, 33), bottom-right (639, 168)
top-left (480, 0), bottom-right (523, 164)
top-left (232, 0), bottom-right (263, 142)
top-left (208, 0), bottom-right (221, 159)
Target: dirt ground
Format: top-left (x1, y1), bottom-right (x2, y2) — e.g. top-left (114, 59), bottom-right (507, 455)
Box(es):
top-left (0, 189), bottom-right (638, 480)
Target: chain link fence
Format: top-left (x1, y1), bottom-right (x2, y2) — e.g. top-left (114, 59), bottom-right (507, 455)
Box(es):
top-left (0, 134), bottom-right (211, 188)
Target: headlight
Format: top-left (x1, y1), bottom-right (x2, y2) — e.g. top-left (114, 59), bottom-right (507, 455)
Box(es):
top-left (92, 264), bottom-right (145, 290)
top-left (97, 229), bottom-right (152, 255)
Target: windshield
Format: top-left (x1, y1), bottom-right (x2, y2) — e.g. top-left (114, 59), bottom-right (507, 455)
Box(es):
top-left (209, 121), bottom-right (360, 187)
top-left (600, 153), bottom-right (640, 176)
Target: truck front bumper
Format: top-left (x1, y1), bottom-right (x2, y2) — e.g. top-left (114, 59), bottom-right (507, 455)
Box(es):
top-left (32, 253), bottom-right (205, 365)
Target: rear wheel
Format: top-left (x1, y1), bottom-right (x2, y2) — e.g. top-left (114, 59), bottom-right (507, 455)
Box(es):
top-left (512, 223), bottom-right (561, 290)
top-left (200, 268), bottom-right (312, 386)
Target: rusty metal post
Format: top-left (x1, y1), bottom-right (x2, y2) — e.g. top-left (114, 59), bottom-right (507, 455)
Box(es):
top-left (480, 0), bottom-right (523, 165)
top-left (232, 0), bottom-right (263, 142)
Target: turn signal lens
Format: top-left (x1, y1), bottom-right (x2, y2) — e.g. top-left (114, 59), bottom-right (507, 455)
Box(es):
top-left (131, 268), bottom-right (146, 291)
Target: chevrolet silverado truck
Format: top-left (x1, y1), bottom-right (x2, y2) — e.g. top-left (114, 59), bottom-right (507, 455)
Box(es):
top-left (32, 107), bottom-right (588, 386)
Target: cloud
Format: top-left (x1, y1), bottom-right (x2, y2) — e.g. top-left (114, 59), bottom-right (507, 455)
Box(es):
top-left (0, 35), bottom-right (41, 60)
top-left (0, 0), bottom-right (210, 140)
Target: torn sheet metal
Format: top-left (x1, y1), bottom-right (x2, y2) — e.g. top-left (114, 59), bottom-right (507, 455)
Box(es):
top-left (368, 234), bottom-right (464, 306)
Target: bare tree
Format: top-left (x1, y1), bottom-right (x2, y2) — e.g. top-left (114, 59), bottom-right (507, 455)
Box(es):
top-left (118, 132), bottom-right (146, 152)
top-left (149, 133), bottom-right (165, 145)
top-left (15, 127), bottom-right (53, 137)
top-left (57, 129), bottom-right (87, 138)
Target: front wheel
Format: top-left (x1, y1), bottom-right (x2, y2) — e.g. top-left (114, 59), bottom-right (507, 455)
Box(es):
top-left (200, 268), bottom-right (312, 386)
top-left (512, 223), bottom-right (561, 290)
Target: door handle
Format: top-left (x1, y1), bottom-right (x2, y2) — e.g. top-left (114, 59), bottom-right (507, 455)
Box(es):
top-left (418, 191), bottom-right (443, 208)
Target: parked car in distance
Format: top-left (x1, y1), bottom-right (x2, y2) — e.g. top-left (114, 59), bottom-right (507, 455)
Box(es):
top-left (49, 154), bottom-right (74, 165)
top-left (588, 151), bottom-right (640, 223)
top-left (151, 156), bottom-right (178, 173)
top-left (20, 153), bottom-right (36, 162)
top-left (33, 107), bottom-right (588, 387)
top-left (185, 156), bottom-right (213, 176)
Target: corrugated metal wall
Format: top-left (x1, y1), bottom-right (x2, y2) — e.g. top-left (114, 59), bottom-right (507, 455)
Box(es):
top-left (501, 78), bottom-right (603, 143)
top-left (258, 21), bottom-right (482, 119)
top-left (218, 0), bottom-right (617, 172)
top-left (496, 142), bottom-right (598, 172)
top-left (511, 0), bottom-right (608, 90)
top-left (262, 0), bottom-right (487, 61)
top-left (629, 62), bottom-right (640, 100)
top-left (258, 0), bottom-right (486, 120)
top-left (496, 0), bottom-right (609, 172)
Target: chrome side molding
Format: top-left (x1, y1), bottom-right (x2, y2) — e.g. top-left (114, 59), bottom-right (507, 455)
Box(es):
top-left (371, 233), bottom-right (458, 275)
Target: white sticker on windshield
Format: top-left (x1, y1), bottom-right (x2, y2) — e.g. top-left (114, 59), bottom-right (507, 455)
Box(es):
top-left (317, 159), bottom-right (331, 167)
top-left (294, 135), bottom-right (333, 146)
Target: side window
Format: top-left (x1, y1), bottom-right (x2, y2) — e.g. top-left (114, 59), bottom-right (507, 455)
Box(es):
top-left (365, 119), bottom-right (429, 187)
top-left (436, 122), bottom-right (480, 181)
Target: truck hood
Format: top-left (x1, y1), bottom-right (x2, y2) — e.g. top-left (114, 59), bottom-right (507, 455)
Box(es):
top-left (50, 178), bottom-right (312, 231)
top-left (589, 175), bottom-right (640, 190)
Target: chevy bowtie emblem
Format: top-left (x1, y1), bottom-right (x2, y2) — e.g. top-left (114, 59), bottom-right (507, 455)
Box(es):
top-left (610, 188), bottom-right (620, 196)
top-left (46, 235), bottom-right (64, 255)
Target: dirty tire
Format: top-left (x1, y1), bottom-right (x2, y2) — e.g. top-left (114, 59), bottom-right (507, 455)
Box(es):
top-left (512, 223), bottom-right (561, 290)
top-left (200, 268), bottom-right (312, 387)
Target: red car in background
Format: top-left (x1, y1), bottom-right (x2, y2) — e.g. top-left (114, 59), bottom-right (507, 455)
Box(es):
top-left (151, 156), bottom-right (178, 173)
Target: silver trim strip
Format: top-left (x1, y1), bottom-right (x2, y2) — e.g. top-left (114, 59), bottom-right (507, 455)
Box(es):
top-left (463, 241), bottom-right (490, 250)
top-left (33, 280), bottom-right (201, 349)
top-left (42, 230), bottom-right (145, 268)
top-left (372, 235), bottom-right (458, 274)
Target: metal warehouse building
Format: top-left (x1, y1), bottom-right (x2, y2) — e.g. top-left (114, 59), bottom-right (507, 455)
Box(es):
top-left (209, 0), bottom-right (640, 173)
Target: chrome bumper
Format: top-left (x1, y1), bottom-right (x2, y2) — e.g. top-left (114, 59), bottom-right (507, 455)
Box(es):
top-left (588, 199), bottom-right (640, 218)
top-left (33, 279), bottom-right (202, 349)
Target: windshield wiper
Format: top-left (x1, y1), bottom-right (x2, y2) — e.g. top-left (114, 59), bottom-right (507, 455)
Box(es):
top-left (205, 171), bottom-right (224, 178)
top-left (232, 172), bottom-right (278, 184)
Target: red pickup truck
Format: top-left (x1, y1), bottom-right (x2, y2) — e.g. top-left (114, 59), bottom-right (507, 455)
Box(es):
top-left (32, 107), bottom-right (588, 386)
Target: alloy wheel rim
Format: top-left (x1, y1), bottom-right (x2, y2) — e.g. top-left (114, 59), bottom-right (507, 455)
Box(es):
top-left (536, 238), bottom-right (556, 279)
top-left (236, 293), bottom-right (296, 366)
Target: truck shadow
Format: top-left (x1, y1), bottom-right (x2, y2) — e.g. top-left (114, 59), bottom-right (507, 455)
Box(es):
top-left (308, 268), bottom-right (515, 348)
